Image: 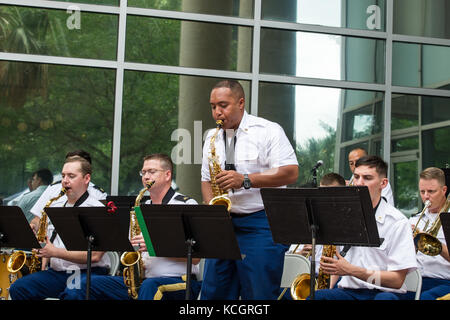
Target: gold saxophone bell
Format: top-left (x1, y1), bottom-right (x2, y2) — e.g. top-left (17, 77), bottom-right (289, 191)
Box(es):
top-left (290, 273), bottom-right (313, 300)
top-left (6, 251), bottom-right (29, 275)
top-left (7, 187), bottom-right (67, 275)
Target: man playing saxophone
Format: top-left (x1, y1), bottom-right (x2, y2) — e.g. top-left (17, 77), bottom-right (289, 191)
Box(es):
top-left (9, 156), bottom-right (110, 300)
top-left (65, 153), bottom-right (202, 300)
top-left (200, 80), bottom-right (299, 300)
top-left (409, 167), bottom-right (450, 300)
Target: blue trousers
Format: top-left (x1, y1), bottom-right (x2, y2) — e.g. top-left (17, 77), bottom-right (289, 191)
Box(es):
top-left (311, 287), bottom-right (415, 300)
top-left (62, 275), bottom-right (201, 300)
top-left (420, 277), bottom-right (450, 300)
top-left (200, 210), bottom-right (289, 300)
top-left (9, 267), bottom-right (108, 300)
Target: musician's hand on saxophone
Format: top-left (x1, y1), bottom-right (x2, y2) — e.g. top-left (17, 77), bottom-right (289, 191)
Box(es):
top-left (215, 170), bottom-right (244, 191)
top-left (320, 250), bottom-right (352, 277)
top-left (130, 234), bottom-right (146, 252)
top-left (34, 236), bottom-right (59, 259)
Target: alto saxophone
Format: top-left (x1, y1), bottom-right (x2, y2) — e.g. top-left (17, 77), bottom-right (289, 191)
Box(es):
top-left (7, 188), bottom-right (67, 275)
top-left (208, 120), bottom-right (232, 211)
top-left (121, 180), bottom-right (154, 299)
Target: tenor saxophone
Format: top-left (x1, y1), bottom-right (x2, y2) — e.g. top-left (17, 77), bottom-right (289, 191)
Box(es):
top-left (208, 120), bottom-right (232, 211)
top-left (7, 188), bottom-right (67, 275)
top-left (121, 180), bottom-right (154, 299)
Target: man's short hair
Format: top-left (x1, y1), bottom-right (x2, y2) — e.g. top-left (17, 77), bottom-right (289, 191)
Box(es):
top-left (143, 153), bottom-right (173, 174)
top-left (320, 173), bottom-right (346, 186)
top-left (212, 79), bottom-right (245, 100)
top-left (420, 167), bottom-right (445, 186)
top-left (64, 156), bottom-right (92, 176)
top-left (349, 147), bottom-right (368, 157)
top-left (355, 155), bottom-right (388, 178)
top-left (34, 168), bottom-right (53, 186)
top-left (65, 150), bottom-right (92, 164)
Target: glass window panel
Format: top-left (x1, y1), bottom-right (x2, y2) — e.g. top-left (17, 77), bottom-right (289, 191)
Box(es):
top-left (341, 91), bottom-right (384, 142)
top-left (422, 126), bottom-right (450, 169)
top-left (421, 95), bottom-right (450, 125)
top-left (128, 0), bottom-right (254, 18)
top-left (120, 71), bottom-right (250, 201)
top-left (0, 5), bottom-right (118, 60)
top-left (394, 0), bottom-right (450, 40)
top-left (262, 0), bottom-right (386, 32)
top-left (260, 29), bottom-right (385, 83)
top-left (0, 62), bottom-right (114, 204)
top-left (393, 42), bottom-right (450, 90)
top-left (391, 94), bottom-right (419, 130)
top-left (258, 82), bottom-right (384, 186)
top-left (393, 160), bottom-right (419, 217)
top-left (125, 16), bottom-right (252, 72)
top-left (391, 136), bottom-right (419, 153)
top-left (49, 0), bottom-right (118, 5)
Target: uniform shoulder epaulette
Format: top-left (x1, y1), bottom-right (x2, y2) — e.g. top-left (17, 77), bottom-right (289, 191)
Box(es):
top-left (93, 185), bottom-right (106, 193)
top-left (174, 194), bottom-right (192, 202)
top-left (51, 180), bottom-right (61, 186)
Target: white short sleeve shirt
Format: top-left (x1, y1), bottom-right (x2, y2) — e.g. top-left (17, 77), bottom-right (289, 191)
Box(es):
top-left (337, 199), bottom-right (417, 293)
top-left (201, 111), bottom-right (298, 214)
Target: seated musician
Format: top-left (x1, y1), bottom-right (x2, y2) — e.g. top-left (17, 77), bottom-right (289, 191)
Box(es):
top-left (29, 150), bottom-right (107, 233)
top-left (314, 156), bottom-right (418, 300)
top-left (9, 156), bottom-right (110, 300)
top-left (409, 167), bottom-right (450, 300)
top-left (64, 153), bottom-right (201, 300)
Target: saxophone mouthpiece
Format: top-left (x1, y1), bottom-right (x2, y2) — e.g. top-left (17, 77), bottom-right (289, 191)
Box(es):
top-left (60, 187), bottom-right (68, 195)
top-left (146, 180), bottom-right (155, 189)
top-left (216, 120), bottom-right (223, 128)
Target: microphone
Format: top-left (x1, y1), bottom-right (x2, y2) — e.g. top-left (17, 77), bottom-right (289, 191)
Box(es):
top-left (311, 160), bottom-right (324, 172)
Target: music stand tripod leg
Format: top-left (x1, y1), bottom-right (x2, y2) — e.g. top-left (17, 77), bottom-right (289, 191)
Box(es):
top-left (185, 238), bottom-right (195, 300)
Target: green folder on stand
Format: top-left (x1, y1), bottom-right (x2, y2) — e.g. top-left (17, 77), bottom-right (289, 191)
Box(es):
top-left (134, 206), bottom-right (156, 257)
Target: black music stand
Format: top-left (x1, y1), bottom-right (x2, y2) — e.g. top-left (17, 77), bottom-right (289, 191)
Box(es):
top-left (0, 206), bottom-right (41, 249)
top-left (46, 206), bottom-right (134, 300)
top-left (261, 186), bottom-right (382, 300)
top-left (441, 213), bottom-right (450, 250)
top-left (137, 204), bottom-right (242, 300)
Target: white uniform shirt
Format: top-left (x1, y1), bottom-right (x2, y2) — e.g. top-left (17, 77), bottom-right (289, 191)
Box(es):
top-left (30, 181), bottom-right (107, 219)
top-left (201, 111), bottom-right (298, 214)
top-left (337, 199), bottom-right (417, 293)
top-left (409, 207), bottom-right (450, 280)
top-left (48, 193), bottom-right (111, 272)
top-left (141, 189), bottom-right (200, 278)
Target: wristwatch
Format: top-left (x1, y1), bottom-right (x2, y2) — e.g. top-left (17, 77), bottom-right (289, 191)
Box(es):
top-left (243, 174), bottom-right (252, 189)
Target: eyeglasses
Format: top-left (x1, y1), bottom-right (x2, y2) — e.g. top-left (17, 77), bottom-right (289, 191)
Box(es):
top-left (139, 169), bottom-right (165, 177)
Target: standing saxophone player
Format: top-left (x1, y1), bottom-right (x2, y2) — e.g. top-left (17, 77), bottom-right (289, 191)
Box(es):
top-left (65, 153), bottom-right (202, 300)
top-left (200, 80), bottom-right (299, 300)
top-left (409, 167), bottom-right (450, 300)
top-left (9, 156), bottom-right (110, 300)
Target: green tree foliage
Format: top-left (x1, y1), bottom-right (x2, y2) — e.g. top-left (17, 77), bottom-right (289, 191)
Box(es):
top-left (295, 120), bottom-right (337, 186)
